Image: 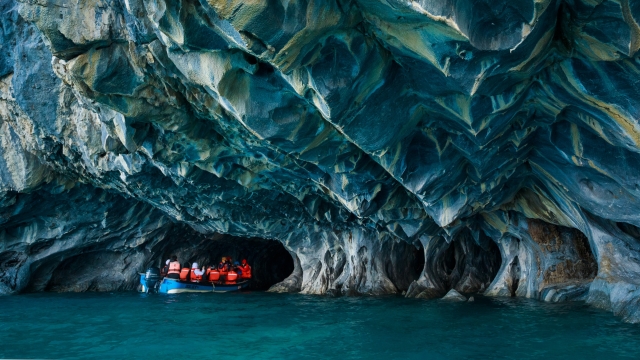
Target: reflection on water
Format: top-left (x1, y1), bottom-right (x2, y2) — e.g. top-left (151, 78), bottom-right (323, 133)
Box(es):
top-left (1, 291), bottom-right (638, 359)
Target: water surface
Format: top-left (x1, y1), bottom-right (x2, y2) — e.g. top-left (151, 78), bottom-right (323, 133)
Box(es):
top-left (1, 292), bottom-right (638, 359)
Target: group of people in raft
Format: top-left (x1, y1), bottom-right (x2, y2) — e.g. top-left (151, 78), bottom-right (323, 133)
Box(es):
top-left (162, 255), bottom-right (252, 284)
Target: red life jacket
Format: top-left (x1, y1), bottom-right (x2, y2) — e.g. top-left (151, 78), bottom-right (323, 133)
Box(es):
top-left (241, 264), bottom-right (252, 279)
top-left (218, 263), bottom-right (228, 276)
top-left (168, 261), bottom-right (181, 274)
top-left (208, 270), bottom-right (220, 282)
top-left (190, 269), bottom-right (202, 282)
top-left (179, 268), bottom-right (189, 281)
top-left (227, 270), bottom-right (238, 282)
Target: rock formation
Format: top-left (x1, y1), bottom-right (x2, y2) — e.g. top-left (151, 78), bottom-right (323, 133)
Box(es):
top-left (2, 0), bottom-right (640, 321)
top-left (442, 289), bottom-right (467, 302)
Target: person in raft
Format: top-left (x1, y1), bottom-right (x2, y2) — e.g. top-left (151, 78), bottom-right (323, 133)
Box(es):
top-left (233, 261), bottom-right (243, 277)
top-left (206, 264), bottom-right (214, 273)
top-left (239, 259), bottom-right (252, 279)
top-left (218, 257), bottom-right (229, 272)
top-left (190, 262), bottom-right (205, 282)
top-left (166, 255), bottom-right (181, 279)
top-left (161, 259), bottom-right (170, 275)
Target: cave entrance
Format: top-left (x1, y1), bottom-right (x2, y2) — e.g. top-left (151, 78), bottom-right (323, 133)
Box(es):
top-left (508, 255), bottom-right (521, 297)
top-left (427, 230), bottom-right (502, 295)
top-left (442, 242), bottom-right (456, 276)
top-left (156, 231), bottom-right (294, 291)
top-left (28, 227), bottom-right (294, 293)
top-left (385, 240), bottom-right (425, 292)
top-left (527, 218), bottom-right (597, 293)
top-left (412, 242), bottom-right (426, 279)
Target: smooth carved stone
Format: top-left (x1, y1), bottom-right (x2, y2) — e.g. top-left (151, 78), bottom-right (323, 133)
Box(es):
top-left (2, 0), bottom-right (640, 322)
top-left (442, 289), bottom-right (467, 302)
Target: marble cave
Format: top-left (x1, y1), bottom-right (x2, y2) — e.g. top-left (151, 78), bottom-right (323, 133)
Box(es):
top-left (3, 0), bottom-right (640, 323)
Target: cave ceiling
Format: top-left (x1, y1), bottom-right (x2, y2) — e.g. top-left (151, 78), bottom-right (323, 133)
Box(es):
top-left (9, 0), bottom-right (639, 235)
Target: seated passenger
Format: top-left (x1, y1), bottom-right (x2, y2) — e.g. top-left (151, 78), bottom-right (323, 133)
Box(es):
top-left (226, 269), bottom-right (238, 283)
top-left (240, 259), bottom-right (252, 279)
top-left (166, 255), bottom-right (181, 279)
top-left (218, 257), bottom-right (229, 273)
top-left (161, 259), bottom-right (170, 276)
top-left (179, 267), bottom-right (190, 281)
top-left (208, 266), bottom-right (220, 282)
top-left (190, 262), bottom-right (205, 282)
top-left (233, 261), bottom-right (242, 277)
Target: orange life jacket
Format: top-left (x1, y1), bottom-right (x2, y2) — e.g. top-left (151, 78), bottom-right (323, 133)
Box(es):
top-left (190, 269), bottom-right (202, 282)
top-left (218, 264), bottom-right (228, 276)
top-left (208, 270), bottom-right (220, 282)
top-left (179, 268), bottom-right (189, 281)
top-left (168, 261), bottom-right (181, 274)
top-left (227, 270), bottom-right (238, 282)
top-left (241, 264), bottom-right (252, 279)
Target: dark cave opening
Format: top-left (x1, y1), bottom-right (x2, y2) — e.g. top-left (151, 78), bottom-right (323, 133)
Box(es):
top-left (442, 243), bottom-right (456, 277)
top-left (155, 231), bottom-right (295, 291)
top-left (426, 230), bottom-right (502, 295)
top-left (30, 226), bottom-right (295, 293)
top-left (385, 240), bottom-right (426, 292)
top-left (508, 255), bottom-right (521, 297)
top-left (412, 242), bottom-right (425, 279)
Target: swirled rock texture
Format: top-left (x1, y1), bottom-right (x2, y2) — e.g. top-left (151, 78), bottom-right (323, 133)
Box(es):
top-left (2, 0), bottom-right (640, 321)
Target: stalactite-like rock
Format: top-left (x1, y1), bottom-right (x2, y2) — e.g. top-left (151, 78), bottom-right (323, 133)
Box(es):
top-left (3, 0), bottom-right (640, 322)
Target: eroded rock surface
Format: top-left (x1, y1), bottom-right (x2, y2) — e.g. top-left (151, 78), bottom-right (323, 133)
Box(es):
top-left (442, 289), bottom-right (467, 302)
top-left (2, 0), bottom-right (640, 321)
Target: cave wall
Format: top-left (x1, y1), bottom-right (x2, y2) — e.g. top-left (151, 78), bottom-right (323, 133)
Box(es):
top-left (2, 0), bottom-right (640, 321)
top-left (1, 183), bottom-right (175, 293)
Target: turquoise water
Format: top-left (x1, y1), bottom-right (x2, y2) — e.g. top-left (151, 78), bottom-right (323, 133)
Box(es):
top-left (1, 292), bottom-right (639, 359)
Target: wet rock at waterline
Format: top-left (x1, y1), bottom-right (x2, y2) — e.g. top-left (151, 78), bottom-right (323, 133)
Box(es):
top-left (442, 289), bottom-right (467, 302)
top-left (2, 0), bottom-right (640, 322)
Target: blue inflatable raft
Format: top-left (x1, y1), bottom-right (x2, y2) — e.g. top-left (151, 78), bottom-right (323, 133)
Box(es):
top-left (139, 273), bottom-right (250, 294)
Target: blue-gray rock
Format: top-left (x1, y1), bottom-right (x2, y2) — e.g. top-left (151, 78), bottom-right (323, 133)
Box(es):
top-left (1, 0), bottom-right (640, 322)
top-left (442, 289), bottom-right (467, 302)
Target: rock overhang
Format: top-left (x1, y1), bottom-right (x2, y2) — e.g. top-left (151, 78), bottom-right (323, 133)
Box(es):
top-left (1, 0), bottom-right (640, 321)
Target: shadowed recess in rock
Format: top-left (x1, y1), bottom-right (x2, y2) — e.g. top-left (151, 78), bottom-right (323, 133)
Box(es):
top-left (155, 232), bottom-right (295, 291)
top-left (406, 229), bottom-right (502, 299)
